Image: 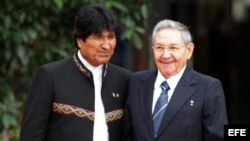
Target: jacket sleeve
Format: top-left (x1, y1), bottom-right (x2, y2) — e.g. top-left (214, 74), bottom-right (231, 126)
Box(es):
top-left (203, 79), bottom-right (228, 141)
top-left (20, 67), bottom-right (54, 141)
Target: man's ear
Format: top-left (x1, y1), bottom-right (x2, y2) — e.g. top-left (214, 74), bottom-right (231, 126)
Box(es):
top-left (76, 38), bottom-right (83, 48)
top-left (187, 43), bottom-right (194, 60)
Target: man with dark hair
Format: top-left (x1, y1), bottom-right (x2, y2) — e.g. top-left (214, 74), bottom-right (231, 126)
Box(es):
top-left (20, 4), bottom-right (131, 141)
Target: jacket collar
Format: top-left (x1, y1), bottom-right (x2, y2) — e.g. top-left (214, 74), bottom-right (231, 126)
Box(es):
top-left (73, 51), bottom-right (108, 80)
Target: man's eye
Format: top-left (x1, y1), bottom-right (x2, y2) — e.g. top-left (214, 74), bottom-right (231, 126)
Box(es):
top-left (95, 36), bottom-right (103, 39)
top-left (170, 47), bottom-right (178, 50)
top-left (108, 36), bottom-right (115, 39)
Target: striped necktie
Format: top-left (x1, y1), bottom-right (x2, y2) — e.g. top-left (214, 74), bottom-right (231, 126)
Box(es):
top-left (152, 81), bottom-right (170, 137)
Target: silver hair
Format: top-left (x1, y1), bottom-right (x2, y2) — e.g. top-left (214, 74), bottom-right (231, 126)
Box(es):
top-left (152, 19), bottom-right (192, 45)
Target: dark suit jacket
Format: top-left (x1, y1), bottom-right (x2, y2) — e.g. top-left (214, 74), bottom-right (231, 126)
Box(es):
top-left (125, 64), bottom-right (228, 141)
top-left (20, 53), bottom-right (131, 141)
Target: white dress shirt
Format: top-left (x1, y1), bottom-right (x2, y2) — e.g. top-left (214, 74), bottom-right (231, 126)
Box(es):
top-left (152, 66), bottom-right (186, 113)
top-left (78, 51), bottom-right (109, 141)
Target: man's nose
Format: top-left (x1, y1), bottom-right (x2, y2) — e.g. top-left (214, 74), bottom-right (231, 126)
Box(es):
top-left (162, 48), bottom-right (171, 57)
top-left (100, 38), bottom-right (111, 49)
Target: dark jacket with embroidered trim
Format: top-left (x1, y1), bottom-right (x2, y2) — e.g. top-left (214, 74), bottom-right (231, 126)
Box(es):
top-left (20, 53), bottom-right (131, 141)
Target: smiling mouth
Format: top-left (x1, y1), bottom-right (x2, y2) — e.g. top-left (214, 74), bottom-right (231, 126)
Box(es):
top-left (161, 60), bottom-right (174, 64)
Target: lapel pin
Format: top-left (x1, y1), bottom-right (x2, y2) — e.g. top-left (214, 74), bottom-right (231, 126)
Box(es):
top-left (112, 92), bottom-right (119, 98)
top-left (190, 100), bottom-right (194, 106)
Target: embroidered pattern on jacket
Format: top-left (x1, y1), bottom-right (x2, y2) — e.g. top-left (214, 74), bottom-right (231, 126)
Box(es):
top-left (73, 54), bottom-right (91, 78)
top-left (53, 102), bottom-right (94, 121)
top-left (73, 52), bottom-right (108, 78)
top-left (53, 102), bottom-right (123, 122)
top-left (105, 109), bottom-right (123, 122)
top-left (103, 64), bottom-right (108, 77)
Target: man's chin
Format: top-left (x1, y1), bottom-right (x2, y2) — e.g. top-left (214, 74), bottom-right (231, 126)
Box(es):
top-left (98, 58), bottom-right (110, 64)
top-left (160, 69), bottom-right (174, 77)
